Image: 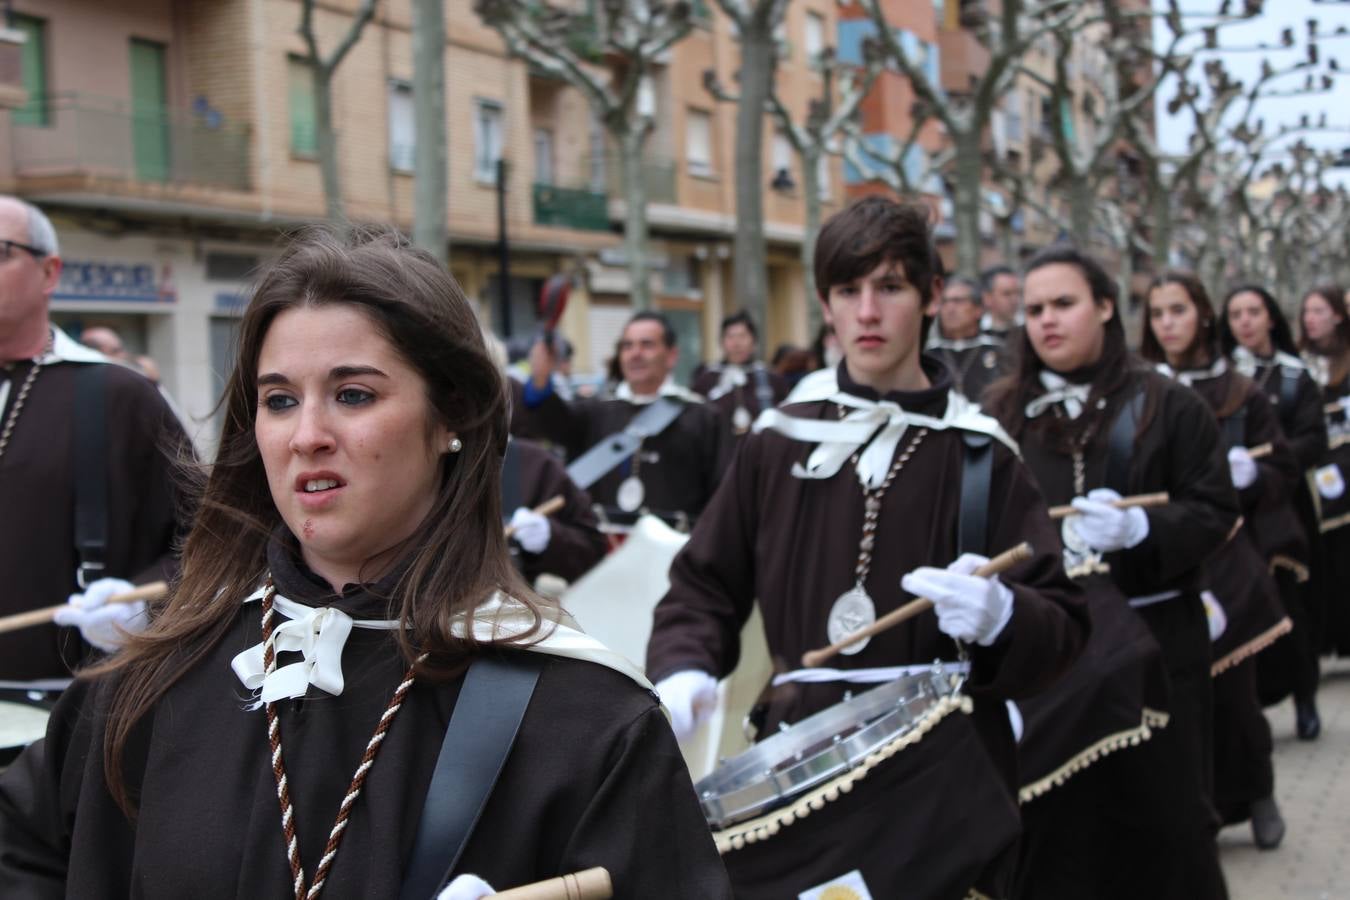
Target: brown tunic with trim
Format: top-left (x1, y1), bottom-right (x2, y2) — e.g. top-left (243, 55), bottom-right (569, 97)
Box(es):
top-left (503, 438), bottom-right (606, 583)
top-left (0, 537), bottom-right (733, 899)
top-left (0, 357), bottom-right (187, 680)
top-left (647, 360), bottom-right (1087, 899)
top-left (690, 363), bottom-right (789, 436)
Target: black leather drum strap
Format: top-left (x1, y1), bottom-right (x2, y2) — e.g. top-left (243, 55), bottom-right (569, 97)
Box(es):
top-left (399, 654), bottom-right (543, 900)
top-left (501, 439), bottom-right (523, 520)
top-left (1279, 368), bottom-right (1299, 416)
top-left (959, 434), bottom-right (994, 556)
top-left (73, 364), bottom-right (109, 589)
top-left (1222, 406), bottom-right (1247, 451)
top-left (1105, 389), bottom-right (1144, 495)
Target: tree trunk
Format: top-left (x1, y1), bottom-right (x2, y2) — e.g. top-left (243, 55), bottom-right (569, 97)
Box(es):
top-left (952, 133), bottom-right (984, 277)
top-left (313, 64), bottom-right (345, 222)
top-left (412, 0), bottom-right (448, 264)
top-left (800, 145), bottom-right (823, 336)
top-left (1068, 178), bottom-right (1094, 247)
top-left (1149, 168), bottom-right (1172, 273)
top-left (620, 128), bottom-right (652, 311)
top-left (997, 216), bottom-right (1018, 267)
top-left (731, 15), bottom-right (775, 330)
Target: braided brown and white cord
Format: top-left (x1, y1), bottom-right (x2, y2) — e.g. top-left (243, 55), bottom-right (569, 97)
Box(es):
top-left (260, 582), bottom-right (423, 900)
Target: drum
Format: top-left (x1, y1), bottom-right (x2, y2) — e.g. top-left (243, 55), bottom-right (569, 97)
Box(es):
top-left (0, 683), bottom-right (61, 767)
top-left (1311, 415), bottom-right (1350, 532)
top-left (561, 514), bottom-right (772, 780)
top-left (695, 668), bottom-right (1020, 900)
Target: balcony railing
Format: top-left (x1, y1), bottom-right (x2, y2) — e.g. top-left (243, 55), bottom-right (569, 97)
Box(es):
top-left (533, 182), bottom-right (610, 231)
top-left (12, 92), bottom-right (251, 192)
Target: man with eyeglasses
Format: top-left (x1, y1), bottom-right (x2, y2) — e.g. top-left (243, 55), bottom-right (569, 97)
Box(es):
top-left (926, 275), bottom-right (1005, 406)
top-left (0, 196), bottom-right (189, 681)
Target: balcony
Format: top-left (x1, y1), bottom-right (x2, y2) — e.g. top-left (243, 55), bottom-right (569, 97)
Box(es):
top-left (533, 182), bottom-right (610, 231)
top-left (12, 92), bottom-right (251, 193)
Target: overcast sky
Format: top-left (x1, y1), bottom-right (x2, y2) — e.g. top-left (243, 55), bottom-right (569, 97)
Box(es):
top-left (1152, 0), bottom-right (1350, 177)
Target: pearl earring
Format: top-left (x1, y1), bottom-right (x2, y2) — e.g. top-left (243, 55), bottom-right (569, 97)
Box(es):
top-left (448, 438), bottom-right (463, 453)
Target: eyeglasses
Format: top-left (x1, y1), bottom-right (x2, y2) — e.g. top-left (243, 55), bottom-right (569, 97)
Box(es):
top-left (940, 293), bottom-right (977, 305)
top-left (0, 239), bottom-right (47, 261)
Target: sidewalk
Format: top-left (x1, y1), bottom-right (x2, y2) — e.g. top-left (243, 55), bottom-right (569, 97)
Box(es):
top-left (1221, 659), bottom-right (1350, 899)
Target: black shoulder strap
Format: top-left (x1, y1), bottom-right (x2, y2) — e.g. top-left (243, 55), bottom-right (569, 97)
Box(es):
top-left (73, 365), bottom-right (109, 589)
top-left (752, 365), bottom-right (775, 413)
top-left (501, 439), bottom-right (523, 520)
top-left (959, 433), bottom-right (994, 556)
top-left (1279, 368), bottom-right (1299, 413)
top-left (1105, 388), bottom-right (1144, 495)
top-left (399, 654), bottom-right (544, 900)
top-left (1222, 406), bottom-right (1247, 450)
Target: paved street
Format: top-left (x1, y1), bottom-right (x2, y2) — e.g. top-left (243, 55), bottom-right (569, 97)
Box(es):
top-left (1222, 660), bottom-right (1350, 899)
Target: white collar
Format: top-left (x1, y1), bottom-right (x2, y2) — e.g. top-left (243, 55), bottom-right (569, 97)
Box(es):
top-left (752, 367), bottom-right (1017, 489)
top-left (1155, 356), bottom-right (1227, 387)
top-left (230, 584), bottom-right (652, 706)
top-left (614, 378), bottom-right (701, 405)
top-left (1232, 346), bottom-right (1305, 378)
top-left (41, 326), bottom-right (112, 366)
top-left (928, 333), bottom-right (1003, 352)
top-left (1025, 370), bottom-right (1092, 420)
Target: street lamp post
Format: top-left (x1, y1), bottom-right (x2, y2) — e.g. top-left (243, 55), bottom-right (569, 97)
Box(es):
top-left (497, 157), bottom-right (513, 337)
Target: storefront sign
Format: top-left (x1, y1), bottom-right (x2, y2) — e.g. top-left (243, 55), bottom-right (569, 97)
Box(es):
top-left (53, 260), bottom-right (177, 304)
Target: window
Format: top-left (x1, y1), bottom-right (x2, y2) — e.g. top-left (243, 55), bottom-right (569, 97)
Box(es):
top-left (686, 108), bottom-right (713, 177)
top-left (12, 14), bottom-right (46, 126)
top-left (474, 99), bottom-right (504, 183)
top-left (288, 57), bottom-right (318, 157)
top-left (637, 75), bottom-right (657, 118)
top-left (388, 80), bottom-right (414, 173)
top-left (804, 12), bottom-right (825, 63)
top-left (771, 131), bottom-right (793, 190)
top-left (533, 128), bottom-right (555, 186)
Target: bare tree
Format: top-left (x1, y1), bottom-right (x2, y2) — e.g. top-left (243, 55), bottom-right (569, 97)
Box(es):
top-left (474, 0), bottom-right (693, 311)
top-left (706, 0), bottom-right (790, 331)
top-left (761, 46), bottom-right (882, 333)
top-left (298, 0), bottom-right (380, 222)
top-left (412, 0), bottom-right (448, 263)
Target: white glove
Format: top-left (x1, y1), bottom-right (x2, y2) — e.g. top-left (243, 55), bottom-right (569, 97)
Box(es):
top-left (900, 553), bottom-right (1015, 647)
top-left (53, 578), bottom-right (147, 653)
top-left (437, 874), bottom-right (495, 900)
top-left (1228, 446), bottom-right (1258, 490)
top-left (508, 507), bottom-right (551, 554)
top-left (1006, 700), bottom-right (1024, 743)
top-left (655, 669), bottom-right (718, 743)
top-left (1068, 487), bottom-right (1149, 553)
top-left (1200, 590), bottom-right (1228, 642)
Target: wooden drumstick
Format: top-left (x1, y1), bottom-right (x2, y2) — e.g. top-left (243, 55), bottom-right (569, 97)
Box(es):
top-left (802, 542), bottom-right (1034, 669)
top-left (1047, 491), bottom-right (1170, 521)
top-left (0, 581), bottom-right (167, 636)
top-left (1245, 443), bottom-right (1273, 460)
top-left (1326, 400), bottom-right (1346, 415)
top-left (493, 867), bottom-right (613, 900)
top-left (504, 495), bottom-right (566, 539)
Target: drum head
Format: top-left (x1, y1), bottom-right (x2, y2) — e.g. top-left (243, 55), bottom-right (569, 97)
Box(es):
top-left (0, 699), bottom-right (51, 767)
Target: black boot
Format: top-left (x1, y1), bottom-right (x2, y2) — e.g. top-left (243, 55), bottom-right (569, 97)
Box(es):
top-left (1295, 694), bottom-right (1321, 741)
top-left (1250, 795), bottom-right (1286, 849)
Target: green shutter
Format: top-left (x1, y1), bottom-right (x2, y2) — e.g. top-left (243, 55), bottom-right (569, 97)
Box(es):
top-left (12, 15), bottom-right (46, 127)
top-left (289, 58), bottom-right (317, 156)
top-left (130, 39), bottom-right (170, 182)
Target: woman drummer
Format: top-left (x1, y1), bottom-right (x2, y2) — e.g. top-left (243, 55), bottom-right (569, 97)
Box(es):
top-left (1142, 271), bottom-right (1298, 849)
top-left (0, 228), bottom-right (732, 898)
top-left (1298, 284), bottom-right (1350, 658)
top-left (984, 246), bottom-right (1236, 899)
top-left (1221, 285), bottom-right (1328, 740)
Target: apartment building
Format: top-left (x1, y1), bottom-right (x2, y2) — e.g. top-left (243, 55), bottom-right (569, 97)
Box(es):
top-left (1, 0), bottom-right (843, 447)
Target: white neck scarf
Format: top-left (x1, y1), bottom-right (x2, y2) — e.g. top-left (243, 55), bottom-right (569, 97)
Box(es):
top-left (752, 367), bottom-right (1016, 489)
top-left (231, 585), bottom-right (652, 706)
top-left (1025, 370), bottom-right (1091, 420)
top-left (1155, 356), bottom-right (1227, 387)
top-left (614, 378), bottom-right (700, 406)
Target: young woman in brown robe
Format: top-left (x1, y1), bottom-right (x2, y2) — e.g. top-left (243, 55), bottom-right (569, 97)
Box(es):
top-left (1221, 285), bottom-right (1327, 740)
top-left (983, 247), bottom-right (1237, 900)
top-left (1143, 271), bottom-right (1297, 849)
top-left (0, 228), bottom-right (732, 900)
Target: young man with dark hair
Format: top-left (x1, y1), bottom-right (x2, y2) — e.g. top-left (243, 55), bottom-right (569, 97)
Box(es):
top-left (691, 310), bottom-right (789, 434)
top-left (646, 196), bottom-right (1087, 898)
top-left (926, 274), bottom-right (1005, 405)
top-left (519, 311), bottom-right (731, 526)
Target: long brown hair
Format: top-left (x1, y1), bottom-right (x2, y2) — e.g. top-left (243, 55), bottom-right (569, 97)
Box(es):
top-left (91, 226), bottom-right (542, 814)
top-left (983, 245), bottom-right (1153, 454)
top-left (1299, 284), bottom-right (1350, 386)
top-left (1141, 271), bottom-right (1246, 418)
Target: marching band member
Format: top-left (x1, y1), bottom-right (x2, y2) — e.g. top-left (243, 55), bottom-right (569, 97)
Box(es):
top-left (691, 311), bottom-right (789, 436)
top-left (501, 436), bottom-right (607, 585)
top-left (1221, 286), bottom-right (1328, 740)
top-left (926, 275), bottom-right (1006, 405)
top-left (518, 312), bottom-right (732, 527)
top-left (1298, 285), bottom-right (1350, 659)
top-left (647, 197), bottom-right (1087, 899)
top-left (980, 265), bottom-right (1023, 339)
top-left (0, 228), bottom-right (732, 898)
top-left (1143, 271), bottom-right (1296, 849)
top-left (983, 247), bottom-right (1236, 899)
